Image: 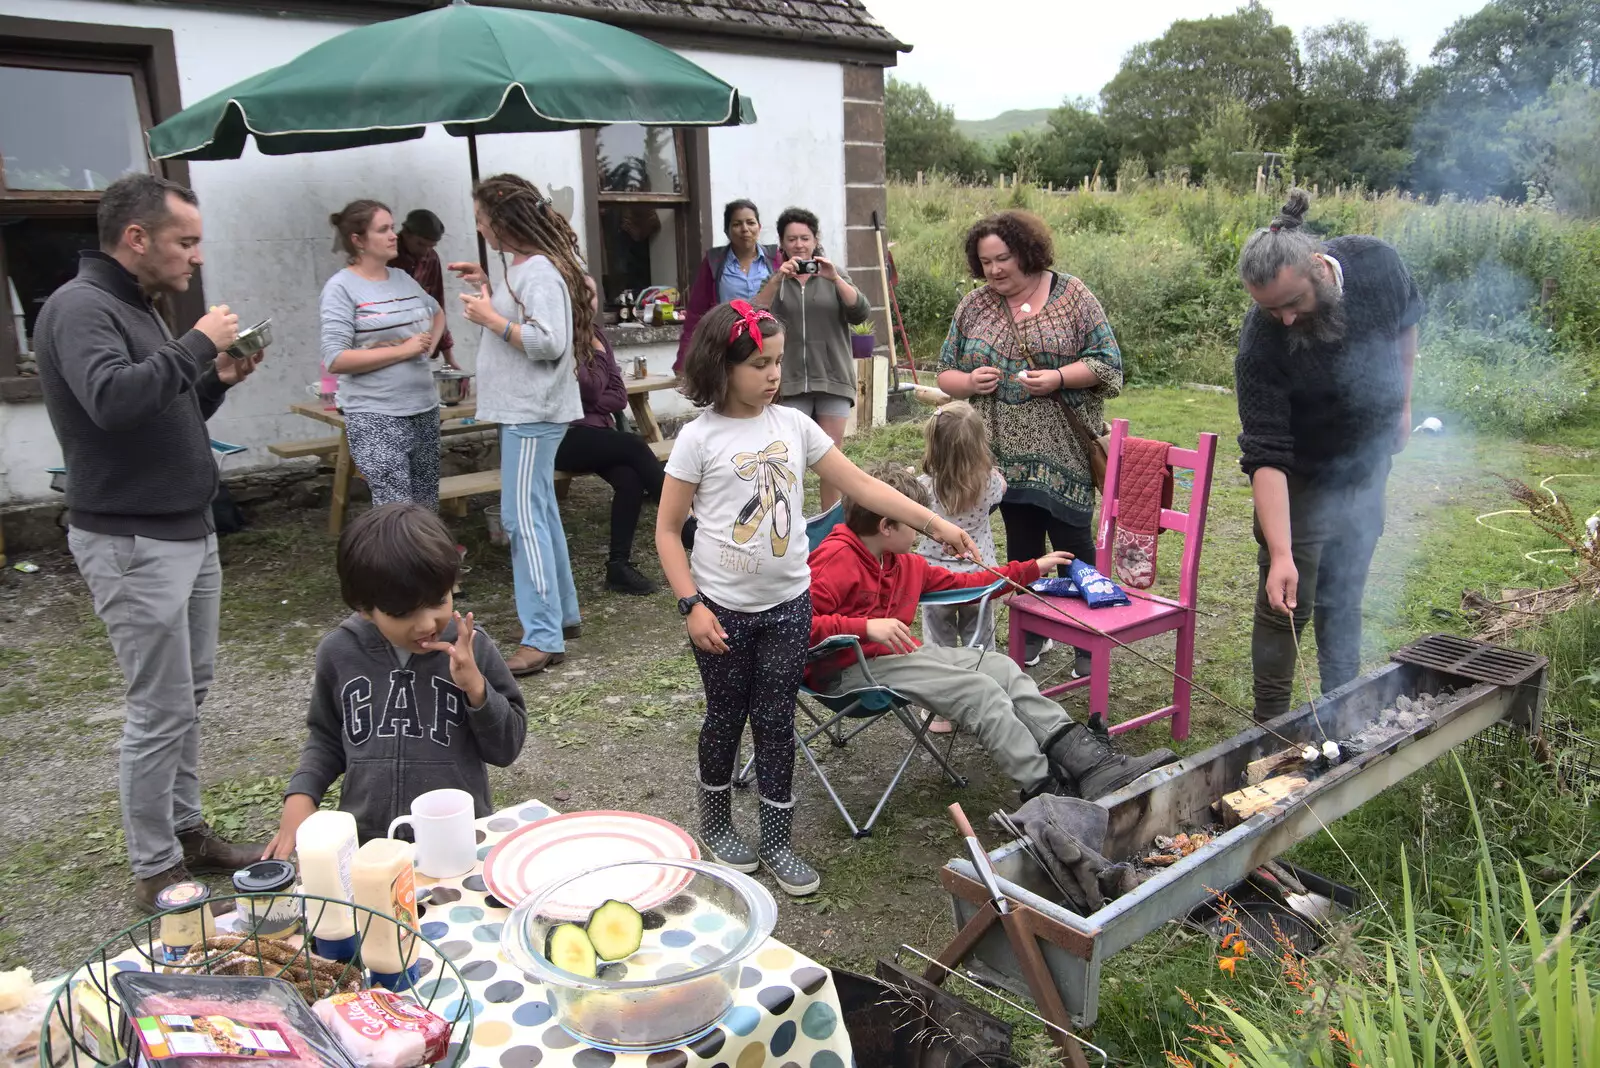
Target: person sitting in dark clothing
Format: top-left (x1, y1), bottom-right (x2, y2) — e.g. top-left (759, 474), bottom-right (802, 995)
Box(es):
top-left (555, 277), bottom-right (695, 594)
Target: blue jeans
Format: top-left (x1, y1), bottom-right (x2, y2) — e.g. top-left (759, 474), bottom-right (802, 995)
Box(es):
top-left (500, 423), bottom-right (580, 651)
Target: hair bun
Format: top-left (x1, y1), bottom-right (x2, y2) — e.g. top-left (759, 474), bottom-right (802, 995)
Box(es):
top-left (1272, 188), bottom-right (1311, 231)
top-left (328, 210), bottom-right (344, 227)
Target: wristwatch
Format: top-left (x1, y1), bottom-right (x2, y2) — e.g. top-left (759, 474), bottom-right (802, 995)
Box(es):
top-left (677, 593), bottom-right (705, 616)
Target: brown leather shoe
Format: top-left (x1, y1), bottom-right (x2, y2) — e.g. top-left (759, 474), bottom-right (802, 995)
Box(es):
top-left (506, 646), bottom-right (565, 676)
top-left (178, 822), bottom-right (266, 874)
top-left (135, 862), bottom-right (197, 914)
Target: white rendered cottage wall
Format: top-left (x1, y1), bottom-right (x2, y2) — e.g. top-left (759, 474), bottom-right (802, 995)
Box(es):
top-left (0, 0), bottom-right (854, 503)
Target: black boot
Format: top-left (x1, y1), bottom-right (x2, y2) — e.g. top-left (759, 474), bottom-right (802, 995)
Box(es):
top-left (1019, 775), bottom-right (1076, 804)
top-left (1043, 724), bottom-right (1178, 800)
top-left (697, 780), bottom-right (758, 873)
top-left (606, 559), bottom-right (659, 595)
top-left (757, 797), bottom-right (820, 896)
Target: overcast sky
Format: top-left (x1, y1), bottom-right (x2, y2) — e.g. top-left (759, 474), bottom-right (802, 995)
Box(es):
top-left (866, 0), bottom-right (1488, 119)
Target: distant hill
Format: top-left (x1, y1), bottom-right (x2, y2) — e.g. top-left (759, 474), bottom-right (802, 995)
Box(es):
top-left (956, 108), bottom-right (1053, 143)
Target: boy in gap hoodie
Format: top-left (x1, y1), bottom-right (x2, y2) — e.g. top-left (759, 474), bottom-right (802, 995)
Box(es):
top-left (265, 504), bottom-right (527, 853)
top-left (808, 464), bottom-right (1176, 801)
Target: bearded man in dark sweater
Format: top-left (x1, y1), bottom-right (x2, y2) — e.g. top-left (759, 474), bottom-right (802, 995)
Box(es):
top-left (36, 173), bottom-right (267, 909)
top-left (1235, 189), bottom-right (1424, 721)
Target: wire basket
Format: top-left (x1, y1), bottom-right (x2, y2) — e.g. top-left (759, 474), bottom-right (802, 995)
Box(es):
top-left (1462, 718), bottom-right (1600, 789)
top-left (38, 893), bottom-right (475, 1068)
top-left (1546, 719), bottom-right (1600, 788)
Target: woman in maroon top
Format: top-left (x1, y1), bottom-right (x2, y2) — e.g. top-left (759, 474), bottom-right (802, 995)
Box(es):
top-left (555, 279), bottom-right (672, 595)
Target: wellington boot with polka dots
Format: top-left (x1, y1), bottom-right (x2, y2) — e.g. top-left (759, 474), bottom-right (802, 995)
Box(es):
top-left (757, 796), bottom-right (820, 896)
top-left (697, 780), bottom-right (758, 873)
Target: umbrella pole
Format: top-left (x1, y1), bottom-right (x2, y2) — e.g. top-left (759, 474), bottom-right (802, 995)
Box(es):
top-left (468, 130), bottom-right (487, 269)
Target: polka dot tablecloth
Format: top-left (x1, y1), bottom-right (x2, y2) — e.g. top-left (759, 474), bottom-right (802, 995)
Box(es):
top-left (422, 800), bottom-right (852, 1068)
top-left (96, 801), bottom-right (852, 1068)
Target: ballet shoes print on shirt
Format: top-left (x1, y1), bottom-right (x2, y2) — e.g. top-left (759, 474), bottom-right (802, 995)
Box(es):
top-left (731, 440), bottom-right (798, 556)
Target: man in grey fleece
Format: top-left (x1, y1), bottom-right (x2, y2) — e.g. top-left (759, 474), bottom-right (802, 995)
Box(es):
top-left (35, 173), bottom-right (266, 910)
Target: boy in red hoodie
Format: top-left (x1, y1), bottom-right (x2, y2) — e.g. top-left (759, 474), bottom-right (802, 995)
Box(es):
top-left (809, 464), bottom-right (1176, 800)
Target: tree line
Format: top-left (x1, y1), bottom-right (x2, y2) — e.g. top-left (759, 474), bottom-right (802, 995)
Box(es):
top-left (886, 0), bottom-right (1600, 213)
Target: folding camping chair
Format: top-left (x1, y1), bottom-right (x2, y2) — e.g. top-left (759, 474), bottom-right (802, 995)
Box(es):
top-left (735, 500), bottom-right (1009, 837)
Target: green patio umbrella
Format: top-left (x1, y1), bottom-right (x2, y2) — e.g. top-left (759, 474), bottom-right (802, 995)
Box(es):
top-left (145, 0), bottom-right (755, 263)
top-left (146, 0), bottom-right (756, 161)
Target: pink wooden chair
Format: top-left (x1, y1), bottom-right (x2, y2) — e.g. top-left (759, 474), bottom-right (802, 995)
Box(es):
top-left (1007, 418), bottom-right (1218, 740)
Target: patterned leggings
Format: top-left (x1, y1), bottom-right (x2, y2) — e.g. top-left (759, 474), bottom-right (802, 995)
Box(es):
top-left (693, 591), bottom-right (812, 803)
top-left (345, 410), bottom-right (441, 509)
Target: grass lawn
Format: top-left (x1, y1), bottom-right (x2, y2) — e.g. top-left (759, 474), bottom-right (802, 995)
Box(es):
top-left (0, 386), bottom-right (1595, 1065)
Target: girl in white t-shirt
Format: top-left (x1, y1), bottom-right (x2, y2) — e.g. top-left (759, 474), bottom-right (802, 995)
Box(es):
top-left (658, 300), bottom-right (977, 896)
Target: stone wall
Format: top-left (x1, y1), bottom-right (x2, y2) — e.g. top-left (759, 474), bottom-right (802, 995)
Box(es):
top-left (0, 432), bottom-right (499, 555)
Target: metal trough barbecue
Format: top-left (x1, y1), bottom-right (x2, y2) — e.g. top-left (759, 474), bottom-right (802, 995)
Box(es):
top-left (942, 637), bottom-right (1547, 1027)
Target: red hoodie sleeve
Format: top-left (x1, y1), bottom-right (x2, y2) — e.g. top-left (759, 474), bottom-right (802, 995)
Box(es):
top-left (807, 545), bottom-right (872, 647)
top-left (919, 558), bottom-right (1040, 595)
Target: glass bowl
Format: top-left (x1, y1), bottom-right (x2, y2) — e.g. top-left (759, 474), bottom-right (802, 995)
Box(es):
top-left (500, 859), bottom-right (777, 1052)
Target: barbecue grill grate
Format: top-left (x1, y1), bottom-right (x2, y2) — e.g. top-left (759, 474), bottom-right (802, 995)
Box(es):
top-left (1390, 633), bottom-right (1547, 686)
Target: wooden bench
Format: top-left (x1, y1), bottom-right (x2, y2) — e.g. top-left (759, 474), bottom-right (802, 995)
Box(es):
top-left (267, 417), bottom-right (487, 462)
top-left (268, 435), bottom-right (342, 461)
top-left (437, 437), bottom-right (674, 507)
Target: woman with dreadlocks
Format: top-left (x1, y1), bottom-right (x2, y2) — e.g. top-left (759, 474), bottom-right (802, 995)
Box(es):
top-left (449, 174), bottom-right (588, 676)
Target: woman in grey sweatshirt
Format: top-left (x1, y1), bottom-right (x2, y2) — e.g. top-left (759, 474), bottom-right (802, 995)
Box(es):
top-left (754, 207), bottom-right (872, 511)
top-left (452, 174), bottom-right (588, 677)
top-left (320, 200), bottom-right (446, 508)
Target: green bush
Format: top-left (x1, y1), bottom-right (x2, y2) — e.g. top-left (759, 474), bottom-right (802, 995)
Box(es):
top-left (1414, 327), bottom-right (1591, 436)
top-left (1062, 195), bottom-right (1129, 235)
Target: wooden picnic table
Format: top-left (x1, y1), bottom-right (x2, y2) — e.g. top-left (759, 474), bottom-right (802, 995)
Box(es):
top-left (286, 373), bottom-right (680, 534)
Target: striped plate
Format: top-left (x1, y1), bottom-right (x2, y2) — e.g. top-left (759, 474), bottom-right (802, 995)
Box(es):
top-left (482, 810), bottom-right (700, 916)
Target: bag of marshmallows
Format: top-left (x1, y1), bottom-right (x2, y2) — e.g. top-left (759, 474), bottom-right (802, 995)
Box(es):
top-left (311, 990), bottom-right (449, 1068)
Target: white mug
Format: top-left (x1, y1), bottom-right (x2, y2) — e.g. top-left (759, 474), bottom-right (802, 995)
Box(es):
top-left (387, 789), bottom-right (476, 878)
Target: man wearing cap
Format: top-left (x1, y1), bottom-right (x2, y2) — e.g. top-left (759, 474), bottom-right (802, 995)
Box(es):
top-left (393, 208), bottom-right (457, 369)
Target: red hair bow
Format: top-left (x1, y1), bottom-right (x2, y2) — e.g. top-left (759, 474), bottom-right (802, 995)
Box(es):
top-left (728, 299), bottom-right (776, 353)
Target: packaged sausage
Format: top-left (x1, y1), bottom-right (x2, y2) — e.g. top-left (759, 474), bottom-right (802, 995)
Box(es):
top-left (110, 972), bottom-right (356, 1068)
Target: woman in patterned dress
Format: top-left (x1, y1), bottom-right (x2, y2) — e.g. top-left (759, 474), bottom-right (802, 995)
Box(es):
top-left (936, 210), bottom-right (1123, 672)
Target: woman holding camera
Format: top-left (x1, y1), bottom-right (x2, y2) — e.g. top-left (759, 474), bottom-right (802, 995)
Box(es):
top-left (755, 206), bottom-right (871, 511)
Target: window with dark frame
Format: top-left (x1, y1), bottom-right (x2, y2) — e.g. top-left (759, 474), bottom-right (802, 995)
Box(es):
top-left (0, 17), bottom-right (190, 400)
top-left (591, 124), bottom-right (691, 312)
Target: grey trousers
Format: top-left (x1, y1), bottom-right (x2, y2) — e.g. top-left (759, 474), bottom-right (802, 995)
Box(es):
top-left (68, 529), bottom-right (220, 877)
top-left (921, 600), bottom-right (995, 650)
top-left (834, 645), bottom-right (1071, 791)
top-left (1251, 459), bottom-right (1390, 721)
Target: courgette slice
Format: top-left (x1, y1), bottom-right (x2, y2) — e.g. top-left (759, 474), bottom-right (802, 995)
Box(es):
top-left (586, 899), bottom-right (645, 961)
top-left (545, 923), bottom-right (598, 977)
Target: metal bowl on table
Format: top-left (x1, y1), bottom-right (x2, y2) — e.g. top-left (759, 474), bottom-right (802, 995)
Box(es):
top-left (226, 318), bottom-right (273, 359)
top-left (501, 859), bottom-right (777, 1053)
top-left (434, 369), bottom-right (474, 406)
